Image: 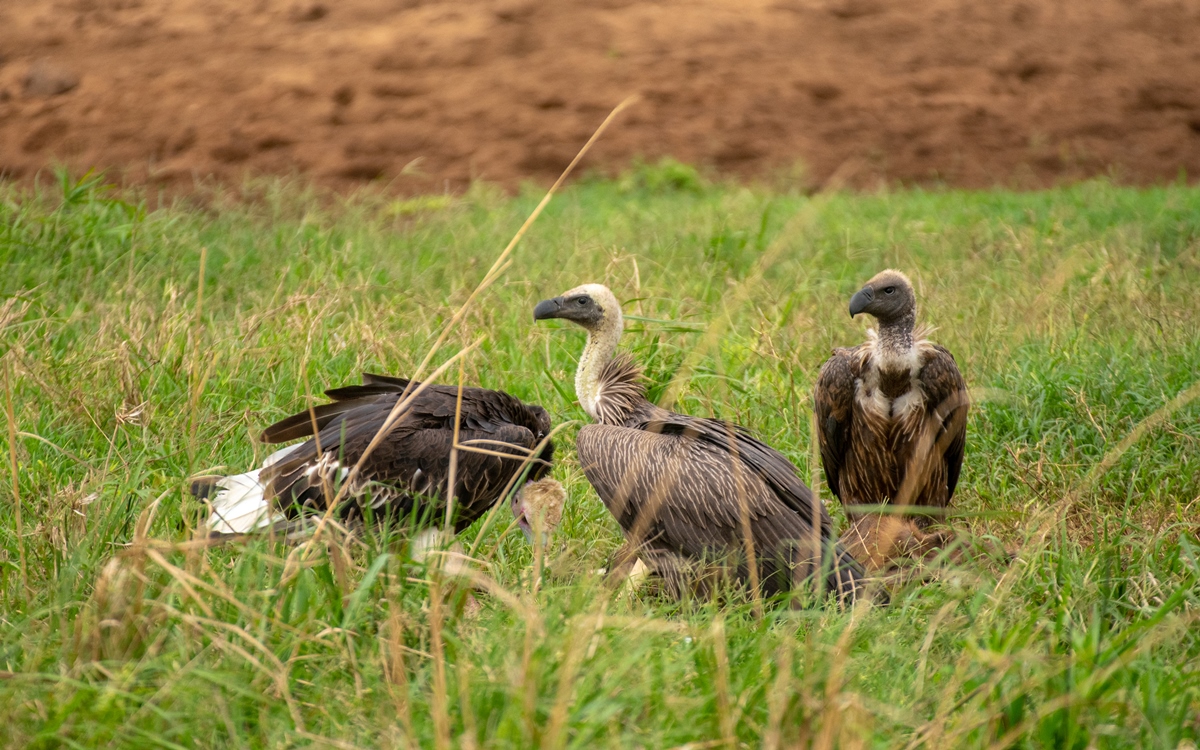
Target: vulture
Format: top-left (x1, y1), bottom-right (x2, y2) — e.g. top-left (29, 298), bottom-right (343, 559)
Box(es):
top-left (192, 373), bottom-right (559, 537)
top-left (534, 284), bottom-right (865, 604)
top-left (814, 270), bottom-right (969, 570)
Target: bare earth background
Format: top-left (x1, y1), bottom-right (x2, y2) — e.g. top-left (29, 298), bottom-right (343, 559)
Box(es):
top-left (1, 0), bottom-right (1199, 192)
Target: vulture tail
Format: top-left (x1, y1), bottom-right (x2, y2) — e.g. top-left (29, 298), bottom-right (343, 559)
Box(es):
top-left (265, 375), bottom-right (420, 443)
top-left (193, 445), bottom-right (297, 535)
top-left (261, 399), bottom-right (373, 443)
top-left (322, 374), bottom-right (416, 400)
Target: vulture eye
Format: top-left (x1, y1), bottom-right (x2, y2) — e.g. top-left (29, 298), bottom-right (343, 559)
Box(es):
top-left (576, 298), bottom-right (588, 306)
top-left (884, 286), bottom-right (896, 295)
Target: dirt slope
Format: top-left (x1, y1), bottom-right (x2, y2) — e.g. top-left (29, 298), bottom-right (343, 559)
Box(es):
top-left (1, 0), bottom-right (1198, 192)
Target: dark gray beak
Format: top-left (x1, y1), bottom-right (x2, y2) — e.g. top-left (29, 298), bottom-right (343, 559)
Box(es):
top-left (848, 287), bottom-right (873, 317)
top-left (533, 297), bottom-right (564, 321)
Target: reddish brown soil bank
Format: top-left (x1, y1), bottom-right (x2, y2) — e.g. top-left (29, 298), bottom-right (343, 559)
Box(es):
top-left (1, 0), bottom-right (1198, 193)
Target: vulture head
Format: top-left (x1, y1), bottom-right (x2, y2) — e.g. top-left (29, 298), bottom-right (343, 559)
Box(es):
top-left (848, 269), bottom-right (916, 327)
top-left (533, 283), bottom-right (623, 334)
top-left (528, 404), bottom-right (553, 441)
top-left (511, 477), bottom-right (566, 545)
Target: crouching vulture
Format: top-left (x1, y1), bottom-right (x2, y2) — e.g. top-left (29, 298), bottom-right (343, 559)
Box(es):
top-left (535, 284), bottom-right (865, 604)
top-left (814, 270), bottom-right (969, 571)
top-left (192, 373), bottom-right (559, 537)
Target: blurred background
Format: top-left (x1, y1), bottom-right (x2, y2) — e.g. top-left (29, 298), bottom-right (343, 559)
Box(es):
top-left (1, 0), bottom-right (1198, 193)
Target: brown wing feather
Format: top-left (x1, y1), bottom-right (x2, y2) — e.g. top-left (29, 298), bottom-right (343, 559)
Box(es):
top-left (637, 416), bottom-right (833, 536)
top-left (813, 347), bottom-right (860, 501)
top-left (919, 344), bottom-right (969, 502)
top-left (576, 423), bottom-right (862, 601)
top-left (258, 373), bottom-right (553, 530)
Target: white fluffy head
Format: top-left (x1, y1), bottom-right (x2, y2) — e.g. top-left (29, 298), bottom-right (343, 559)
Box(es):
top-left (511, 477), bottom-right (566, 544)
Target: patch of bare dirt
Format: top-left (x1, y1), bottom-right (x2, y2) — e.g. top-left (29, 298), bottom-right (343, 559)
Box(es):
top-left (0, 0), bottom-right (1198, 192)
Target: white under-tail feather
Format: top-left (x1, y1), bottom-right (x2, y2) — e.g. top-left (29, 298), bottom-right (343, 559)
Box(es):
top-left (205, 444), bottom-right (299, 535)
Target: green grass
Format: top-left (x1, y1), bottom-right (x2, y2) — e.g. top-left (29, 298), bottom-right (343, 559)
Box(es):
top-left (1, 167), bottom-right (1199, 748)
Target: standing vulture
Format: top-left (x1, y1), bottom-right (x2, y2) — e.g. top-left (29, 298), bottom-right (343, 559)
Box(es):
top-left (814, 270), bottom-right (969, 570)
top-left (534, 284), bottom-right (865, 604)
top-left (192, 373), bottom-right (559, 537)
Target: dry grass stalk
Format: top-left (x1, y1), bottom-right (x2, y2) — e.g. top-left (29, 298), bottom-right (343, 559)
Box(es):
top-left (657, 158), bottom-right (860, 413)
top-left (4, 356), bottom-right (29, 600)
top-left (457, 652), bottom-right (479, 750)
top-left (541, 609), bottom-right (605, 749)
top-left (280, 336), bottom-right (484, 582)
top-left (726, 422), bottom-right (763, 619)
top-left (762, 639), bottom-right (793, 750)
top-left (428, 574), bottom-right (453, 750)
top-left (962, 376), bottom-right (1200, 645)
top-left (814, 600), bottom-right (870, 750)
top-left (709, 617), bottom-right (736, 748)
top-left (382, 601), bottom-right (415, 740)
top-left (913, 600), bottom-right (959, 701)
top-left (186, 245), bottom-right (209, 468)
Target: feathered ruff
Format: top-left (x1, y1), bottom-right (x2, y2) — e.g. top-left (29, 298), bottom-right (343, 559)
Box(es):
top-left (592, 353), bottom-right (651, 426)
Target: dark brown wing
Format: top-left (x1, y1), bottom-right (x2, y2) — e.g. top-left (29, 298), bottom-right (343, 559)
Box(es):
top-left (259, 374), bottom-right (553, 530)
top-left (813, 348), bottom-right (860, 501)
top-left (577, 423), bottom-right (778, 544)
top-left (637, 415), bottom-right (833, 536)
top-left (264, 373), bottom-right (551, 445)
top-left (576, 423), bottom-right (861, 601)
top-left (919, 345), bottom-right (969, 502)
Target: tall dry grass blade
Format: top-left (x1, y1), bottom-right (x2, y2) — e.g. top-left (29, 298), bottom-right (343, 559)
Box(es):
top-left (15, 430), bottom-right (89, 466)
top-left (762, 639), bottom-right (794, 750)
top-left (292, 95), bottom-right (637, 565)
top-left (542, 610), bottom-right (605, 750)
top-left (975, 377), bottom-right (1200, 636)
top-left (710, 617), bottom-right (736, 748)
top-left (186, 246), bottom-right (209, 467)
top-left (814, 600), bottom-right (869, 750)
top-left (809, 408), bottom-right (825, 600)
top-left (4, 356), bottom-right (28, 600)
top-left (520, 608), bottom-right (540, 744)
top-left (977, 613), bottom-right (1198, 750)
top-left (405, 94), bottom-right (641, 393)
top-left (457, 653), bottom-right (479, 750)
top-left (167, 607), bottom-right (306, 731)
top-left (382, 602), bottom-right (414, 740)
top-left (724, 421), bottom-right (763, 618)
top-left (1067, 377), bottom-right (1200, 509)
top-left (914, 600), bottom-right (958, 700)
top-left (428, 575), bottom-right (452, 750)
top-left (444, 358), bottom-right (466, 532)
top-left (468, 422), bottom-right (575, 561)
top-left (287, 337), bottom-right (484, 573)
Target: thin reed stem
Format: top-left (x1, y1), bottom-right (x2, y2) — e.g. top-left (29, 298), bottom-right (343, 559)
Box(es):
top-left (428, 575), bottom-right (452, 750)
top-left (4, 357), bottom-right (28, 601)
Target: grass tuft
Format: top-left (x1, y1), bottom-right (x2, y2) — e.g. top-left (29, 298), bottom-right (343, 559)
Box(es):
top-left (1, 170), bottom-right (1199, 747)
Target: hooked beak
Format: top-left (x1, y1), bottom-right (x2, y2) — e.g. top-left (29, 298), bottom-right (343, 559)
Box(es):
top-left (533, 297), bottom-right (565, 322)
top-left (848, 287), bottom-right (873, 318)
top-left (516, 515), bottom-right (534, 544)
